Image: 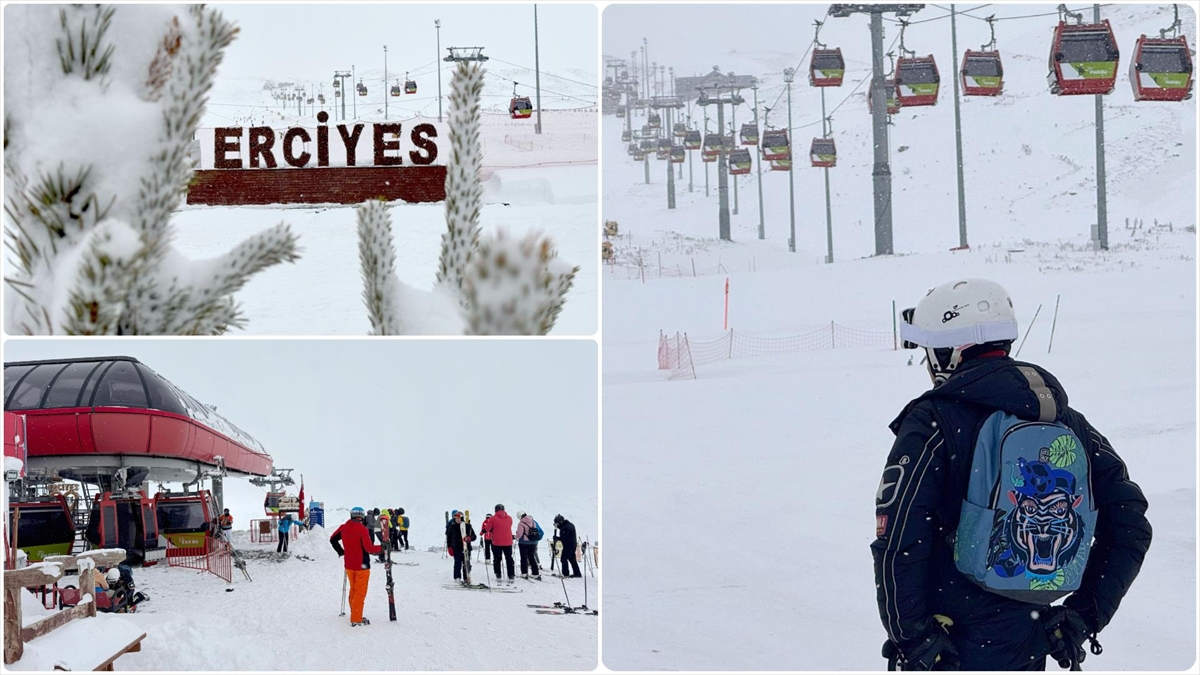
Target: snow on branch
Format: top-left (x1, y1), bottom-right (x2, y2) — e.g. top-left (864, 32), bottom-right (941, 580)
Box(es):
top-left (358, 62), bottom-right (577, 335)
top-left (3, 5), bottom-right (299, 335)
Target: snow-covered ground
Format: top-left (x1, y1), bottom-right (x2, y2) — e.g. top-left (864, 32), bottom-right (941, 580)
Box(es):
top-left (173, 160), bottom-right (598, 336)
top-left (601, 3), bottom-right (1196, 671)
top-left (40, 527), bottom-right (597, 671)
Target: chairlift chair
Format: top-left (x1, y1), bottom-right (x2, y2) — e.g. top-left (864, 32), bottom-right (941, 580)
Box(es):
top-left (961, 51), bottom-right (1005, 96)
top-left (760, 129), bottom-right (790, 161)
top-left (739, 123), bottom-right (759, 146)
top-left (729, 148), bottom-right (752, 175)
top-left (683, 129), bottom-right (702, 150)
top-left (895, 55), bottom-right (940, 106)
top-left (810, 48), bottom-right (846, 87)
top-left (810, 137), bottom-right (837, 168)
top-left (1048, 19), bottom-right (1119, 95)
top-left (1130, 34), bottom-right (1193, 101)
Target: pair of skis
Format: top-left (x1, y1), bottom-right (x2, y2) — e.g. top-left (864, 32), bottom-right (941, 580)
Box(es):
top-left (380, 518), bottom-right (397, 622)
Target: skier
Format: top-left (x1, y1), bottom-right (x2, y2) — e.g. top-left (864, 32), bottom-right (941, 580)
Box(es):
top-left (365, 508), bottom-right (380, 545)
top-left (873, 278), bottom-right (1152, 670)
top-left (376, 511), bottom-right (390, 563)
top-left (330, 506), bottom-right (381, 627)
top-left (217, 508), bottom-right (234, 544)
top-left (489, 504), bottom-right (516, 585)
top-left (445, 510), bottom-right (476, 583)
top-left (397, 508), bottom-right (410, 550)
top-left (515, 510), bottom-right (542, 580)
top-left (553, 514), bottom-right (581, 578)
top-left (277, 512), bottom-right (303, 553)
top-left (481, 513), bottom-right (494, 562)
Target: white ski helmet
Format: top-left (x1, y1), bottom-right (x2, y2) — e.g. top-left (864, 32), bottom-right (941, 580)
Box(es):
top-left (900, 278), bottom-right (1018, 386)
top-left (106, 568), bottom-right (121, 583)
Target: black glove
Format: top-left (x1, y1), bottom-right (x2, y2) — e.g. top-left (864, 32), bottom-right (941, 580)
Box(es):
top-left (894, 616), bottom-right (960, 671)
top-left (1043, 606), bottom-right (1097, 669)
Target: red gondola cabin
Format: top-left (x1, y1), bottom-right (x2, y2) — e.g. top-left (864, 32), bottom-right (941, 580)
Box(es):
top-left (895, 55), bottom-right (940, 106)
top-left (1130, 35), bottom-right (1193, 102)
top-left (1048, 20), bottom-right (1119, 95)
top-left (510, 97), bottom-right (533, 119)
top-left (760, 129), bottom-right (791, 162)
top-left (961, 50), bottom-right (1004, 96)
top-left (810, 138), bottom-right (837, 168)
top-left (729, 148), bottom-right (752, 175)
top-left (810, 48), bottom-right (846, 87)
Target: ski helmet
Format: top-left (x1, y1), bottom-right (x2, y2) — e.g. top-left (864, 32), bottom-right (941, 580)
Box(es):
top-left (451, 510), bottom-right (461, 518)
top-left (900, 278), bottom-right (1018, 386)
top-left (495, 504), bottom-right (504, 512)
top-left (397, 508), bottom-right (404, 515)
top-left (351, 507), bottom-right (365, 518)
top-left (517, 511), bottom-right (527, 520)
top-left (106, 568), bottom-right (121, 583)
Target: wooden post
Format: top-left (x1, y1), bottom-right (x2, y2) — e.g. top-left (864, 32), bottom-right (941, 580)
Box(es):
top-left (4, 587), bottom-right (23, 664)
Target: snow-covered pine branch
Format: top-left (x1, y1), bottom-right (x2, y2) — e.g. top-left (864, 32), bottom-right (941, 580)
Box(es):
top-left (2, 5), bottom-right (300, 335)
top-left (356, 62), bottom-right (578, 335)
top-left (436, 61), bottom-right (484, 296)
top-left (357, 200), bottom-right (464, 335)
top-left (462, 230), bottom-right (580, 335)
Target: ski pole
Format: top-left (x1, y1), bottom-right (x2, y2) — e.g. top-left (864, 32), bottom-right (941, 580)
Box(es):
top-left (560, 574), bottom-right (572, 609)
top-left (339, 570), bottom-right (347, 617)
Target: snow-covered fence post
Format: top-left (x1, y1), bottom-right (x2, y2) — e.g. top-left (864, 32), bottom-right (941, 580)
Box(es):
top-left (3, 5), bottom-right (300, 335)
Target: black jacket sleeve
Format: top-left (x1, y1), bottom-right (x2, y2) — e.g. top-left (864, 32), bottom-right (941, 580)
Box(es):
top-left (1062, 412), bottom-right (1152, 633)
top-left (870, 403), bottom-right (946, 648)
top-left (330, 527), bottom-right (345, 556)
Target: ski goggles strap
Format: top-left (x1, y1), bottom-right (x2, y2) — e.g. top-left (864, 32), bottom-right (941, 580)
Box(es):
top-left (899, 314), bottom-right (1018, 350)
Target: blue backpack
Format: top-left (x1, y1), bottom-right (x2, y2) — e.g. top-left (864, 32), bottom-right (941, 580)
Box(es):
top-left (529, 520), bottom-right (544, 542)
top-left (953, 411), bottom-right (1096, 603)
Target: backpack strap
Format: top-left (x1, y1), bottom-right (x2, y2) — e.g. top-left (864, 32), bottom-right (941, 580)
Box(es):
top-left (1017, 366), bottom-right (1057, 422)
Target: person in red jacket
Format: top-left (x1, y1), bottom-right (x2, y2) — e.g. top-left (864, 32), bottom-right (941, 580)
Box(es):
top-left (489, 504), bottom-right (516, 585)
top-left (481, 513), bottom-right (494, 562)
top-left (330, 506), bottom-right (381, 626)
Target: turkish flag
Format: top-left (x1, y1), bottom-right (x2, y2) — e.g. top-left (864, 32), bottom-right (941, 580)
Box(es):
top-left (298, 478), bottom-right (305, 520)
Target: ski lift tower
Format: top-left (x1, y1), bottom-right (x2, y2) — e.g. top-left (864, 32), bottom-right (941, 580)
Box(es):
top-left (333, 70), bottom-right (351, 121)
top-left (445, 47), bottom-right (490, 65)
top-left (829, 4), bottom-right (924, 256)
top-left (678, 68), bottom-right (755, 241)
top-left (248, 467), bottom-right (296, 513)
top-left (651, 96), bottom-right (685, 209)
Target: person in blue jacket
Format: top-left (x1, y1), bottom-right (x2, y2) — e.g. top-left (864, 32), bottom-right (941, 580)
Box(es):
top-left (277, 512), bottom-right (305, 553)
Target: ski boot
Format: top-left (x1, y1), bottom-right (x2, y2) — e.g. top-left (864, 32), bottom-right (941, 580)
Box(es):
top-left (521, 574), bottom-right (529, 580)
top-left (351, 617), bottom-right (371, 627)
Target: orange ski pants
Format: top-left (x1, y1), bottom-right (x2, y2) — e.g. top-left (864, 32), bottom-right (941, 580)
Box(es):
top-left (347, 568), bottom-right (371, 623)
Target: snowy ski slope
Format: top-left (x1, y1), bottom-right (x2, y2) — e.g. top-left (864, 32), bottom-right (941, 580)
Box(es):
top-left (602, 3), bottom-right (1196, 670)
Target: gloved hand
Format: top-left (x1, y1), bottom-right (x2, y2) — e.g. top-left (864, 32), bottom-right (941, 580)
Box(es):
top-left (896, 615), bottom-right (960, 671)
top-left (1043, 606), bottom-right (1095, 669)
top-left (447, 547), bottom-right (453, 557)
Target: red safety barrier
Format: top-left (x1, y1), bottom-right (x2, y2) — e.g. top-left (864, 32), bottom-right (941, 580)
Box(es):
top-left (166, 537), bottom-right (232, 583)
top-left (250, 519), bottom-right (278, 544)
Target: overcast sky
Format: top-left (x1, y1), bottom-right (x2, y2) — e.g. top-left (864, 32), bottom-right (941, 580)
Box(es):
top-left (3, 339), bottom-right (598, 540)
top-left (219, 3), bottom-right (598, 84)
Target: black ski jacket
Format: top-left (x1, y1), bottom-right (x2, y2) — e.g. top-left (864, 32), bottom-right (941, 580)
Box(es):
top-left (445, 520), bottom-right (476, 552)
top-left (871, 356), bottom-right (1151, 670)
top-left (558, 520), bottom-right (578, 549)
